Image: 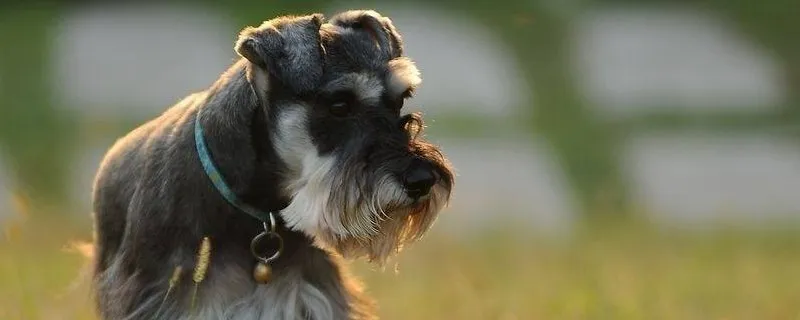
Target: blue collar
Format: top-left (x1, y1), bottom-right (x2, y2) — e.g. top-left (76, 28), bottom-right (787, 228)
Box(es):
top-left (194, 111), bottom-right (273, 223)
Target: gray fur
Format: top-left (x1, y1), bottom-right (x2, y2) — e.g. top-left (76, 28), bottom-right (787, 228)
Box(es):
top-left (91, 10), bottom-right (453, 320)
top-left (319, 73), bottom-right (385, 105)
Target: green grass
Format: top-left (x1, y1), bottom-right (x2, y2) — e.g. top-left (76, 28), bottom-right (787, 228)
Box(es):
top-left (2, 212), bottom-right (800, 320)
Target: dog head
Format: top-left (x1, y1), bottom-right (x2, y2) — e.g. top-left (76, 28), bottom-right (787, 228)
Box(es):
top-left (235, 10), bottom-right (454, 263)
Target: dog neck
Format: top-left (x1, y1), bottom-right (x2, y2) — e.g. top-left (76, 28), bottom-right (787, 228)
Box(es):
top-left (194, 59), bottom-right (311, 268)
top-left (197, 59), bottom-right (290, 212)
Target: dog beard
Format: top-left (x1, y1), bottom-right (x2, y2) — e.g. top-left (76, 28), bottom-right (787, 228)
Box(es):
top-left (275, 107), bottom-right (451, 264)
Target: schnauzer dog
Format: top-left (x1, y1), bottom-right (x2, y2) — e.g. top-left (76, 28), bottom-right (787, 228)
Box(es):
top-left (90, 10), bottom-right (454, 320)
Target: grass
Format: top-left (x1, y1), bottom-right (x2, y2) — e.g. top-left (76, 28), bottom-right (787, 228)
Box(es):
top-left (1, 211), bottom-right (800, 320)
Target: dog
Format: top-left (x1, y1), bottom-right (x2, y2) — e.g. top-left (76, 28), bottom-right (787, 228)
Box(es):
top-left (89, 10), bottom-right (454, 320)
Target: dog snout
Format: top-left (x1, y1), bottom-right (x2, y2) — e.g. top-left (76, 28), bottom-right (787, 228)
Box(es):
top-left (402, 161), bottom-right (438, 200)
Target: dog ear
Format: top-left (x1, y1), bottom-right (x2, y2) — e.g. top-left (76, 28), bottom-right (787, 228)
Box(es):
top-left (235, 14), bottom-right (325, 98)
top-left (328, 10), bottom-right (404, 60)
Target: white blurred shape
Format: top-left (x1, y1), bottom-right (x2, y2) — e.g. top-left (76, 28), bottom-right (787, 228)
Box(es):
top-left (572, 6), bottom-right (785, 115)
top-left (624, 133), bottom-right (800, 227)
top-left (432, 137), bottom-right (578, 236)
top-left (52, 4), bottom-right (237, 120)
top-left (327, 3), bottom-right (531, 117)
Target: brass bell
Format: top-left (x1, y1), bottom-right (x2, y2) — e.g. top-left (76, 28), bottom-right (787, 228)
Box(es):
top-left (253, 262), bottom-right (272, 284)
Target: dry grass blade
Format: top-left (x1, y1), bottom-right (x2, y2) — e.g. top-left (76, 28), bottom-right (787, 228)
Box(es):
top-left (191, 237), bottom-right (212, 311)
top-left (164, 266), bottom-right (183, 303)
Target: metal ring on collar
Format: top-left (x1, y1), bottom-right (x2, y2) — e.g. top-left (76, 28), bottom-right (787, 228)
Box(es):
top-left (250, 212), bottom-right (283, 264)
top-left (250, 231), bottom-right (284, 264)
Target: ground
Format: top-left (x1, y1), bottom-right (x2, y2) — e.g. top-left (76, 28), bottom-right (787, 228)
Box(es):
top-left (1, 212), bottom-right (799, 320)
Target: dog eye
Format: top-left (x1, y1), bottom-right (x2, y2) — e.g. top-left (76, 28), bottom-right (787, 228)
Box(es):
top-left (330, 101), bottom-right (351, 116)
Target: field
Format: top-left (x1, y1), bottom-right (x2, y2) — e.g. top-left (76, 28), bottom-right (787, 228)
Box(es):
top-left (1, 211), bottom-right (799, 320)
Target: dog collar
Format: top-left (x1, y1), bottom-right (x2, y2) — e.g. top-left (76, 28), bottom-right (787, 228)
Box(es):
top-left (194, 112), bottom-right (272, 222)
top-left (194, 110), bottom-right (283, 284)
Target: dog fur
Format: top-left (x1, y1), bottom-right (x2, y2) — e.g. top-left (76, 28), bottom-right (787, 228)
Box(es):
top-left (90, 10), bottom-right (454, 320)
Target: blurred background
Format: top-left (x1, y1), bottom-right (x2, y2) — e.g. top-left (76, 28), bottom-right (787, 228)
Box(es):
top-left (1, 0), bottom-right (799, 319)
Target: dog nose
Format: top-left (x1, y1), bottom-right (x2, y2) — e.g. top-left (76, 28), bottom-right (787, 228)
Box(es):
top-left (403, 167), bottom-right (436, 199)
